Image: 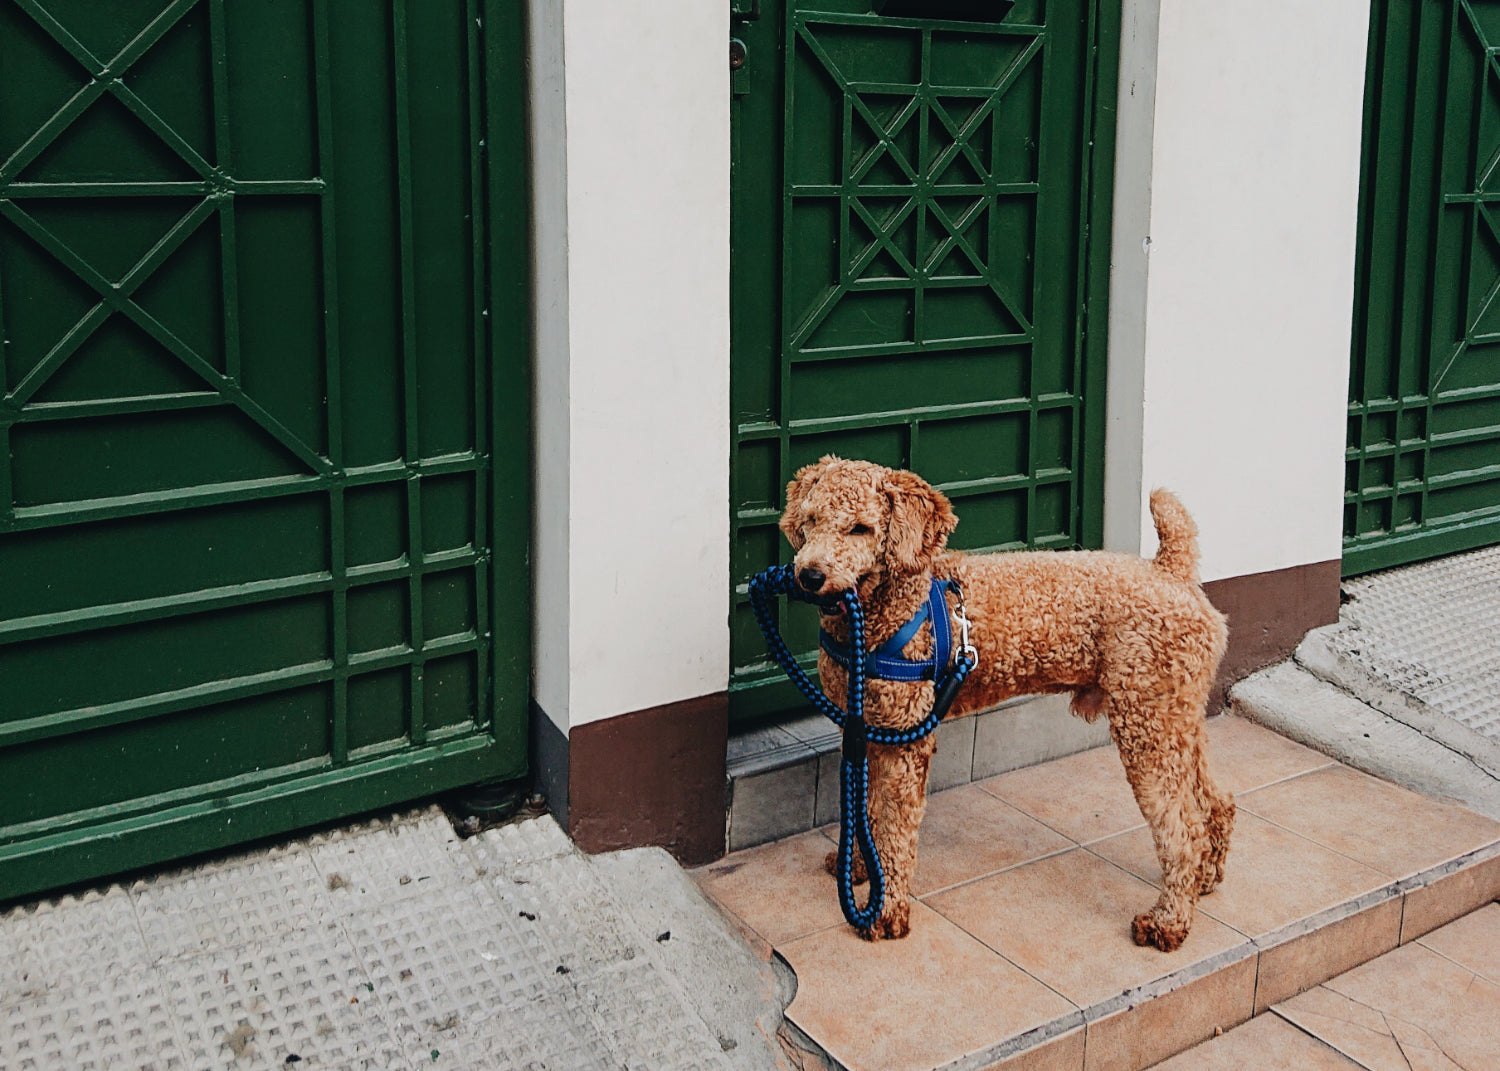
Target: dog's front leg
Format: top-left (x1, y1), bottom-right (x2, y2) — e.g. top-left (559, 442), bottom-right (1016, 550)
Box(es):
top-left (858, 735), bottom-right (936, 940)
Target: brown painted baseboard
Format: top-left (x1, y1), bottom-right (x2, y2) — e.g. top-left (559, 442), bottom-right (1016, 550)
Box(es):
top-left (565, 692), bottom-right (728, 865)
top-left (1203, 559), bottom-right (1341, 711)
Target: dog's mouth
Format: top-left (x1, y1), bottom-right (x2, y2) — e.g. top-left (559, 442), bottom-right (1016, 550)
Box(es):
top-left (816, 573), bottom-right (875, 615)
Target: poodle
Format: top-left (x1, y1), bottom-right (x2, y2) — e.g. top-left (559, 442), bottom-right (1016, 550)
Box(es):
top-left (779, 456), bottom-right (1234, 952)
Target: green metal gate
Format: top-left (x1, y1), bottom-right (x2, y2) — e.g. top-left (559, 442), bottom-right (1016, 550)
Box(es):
top-left (729, 0), bottom-right (1119, 720)
top-left (0, 0), bottom-right (529, 902)
top-left (1347, 0), bottom-right (1500, 574)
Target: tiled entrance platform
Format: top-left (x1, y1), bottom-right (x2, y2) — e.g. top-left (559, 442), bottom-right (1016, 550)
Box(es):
top-left (694, 716), bottom-right (1500, 1071)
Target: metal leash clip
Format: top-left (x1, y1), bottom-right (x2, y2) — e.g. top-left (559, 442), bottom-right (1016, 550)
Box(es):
top-left (953, 583), bottom-right (978, 671)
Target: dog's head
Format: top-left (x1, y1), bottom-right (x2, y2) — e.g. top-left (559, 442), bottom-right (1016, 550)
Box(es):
top-left (778, 456), bottom-right (958, 600)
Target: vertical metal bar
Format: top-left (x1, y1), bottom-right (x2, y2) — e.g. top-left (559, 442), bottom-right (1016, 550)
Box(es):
top-left (1070, 0), bottom-right (1100, 542)
top-left (312, 0), bottom-right (348, 764)
top-left (1421, 0), bottom-right (1466, 531)
top-left (778, 12), bottom-right (801, 570)
top-left (0, 229), bottom-right (11, 523)
top-left (208, 0), bottom-right (241, 382)
top-left (466, 0), bottom-right (492, 730)
top-left (1025, 24), bottom-right (1053, 545)
top-left (915, 29), bottom-right (931, 347)
top-left (392, 0), bottom-right (426, 745)
top-left (484, 0), bottom-right (530, 766)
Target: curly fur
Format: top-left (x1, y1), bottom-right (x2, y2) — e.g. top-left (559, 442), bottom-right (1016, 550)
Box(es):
top-left (780, 456), bottom-right (1235, 951)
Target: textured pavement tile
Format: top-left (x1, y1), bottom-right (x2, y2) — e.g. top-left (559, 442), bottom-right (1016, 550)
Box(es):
top-left (0, 960), bottom-right (189, 1071)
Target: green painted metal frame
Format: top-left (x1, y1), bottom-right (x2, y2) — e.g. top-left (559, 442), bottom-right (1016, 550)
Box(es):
top-left (729, 0), bottom-right (1119, 720)
top-left (1346, 0), bottom-right (1500, 575)
top-left (0, 0), bottom-right (530, 902)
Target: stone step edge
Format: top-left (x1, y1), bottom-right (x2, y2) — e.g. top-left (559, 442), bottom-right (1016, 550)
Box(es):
top-left (774, 839), bottom-right (1500, 1071)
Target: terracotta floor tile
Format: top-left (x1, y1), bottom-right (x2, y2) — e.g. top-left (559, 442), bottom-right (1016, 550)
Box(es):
top-left (1088, 812), bottom-right (1389, 939)
top-left (1239, 765), bottom-right (1500, 879)
top-left (1276, 941), bottom-right (1500, 1071)
top-left (926, 849), bottom-right (1248, 1008)
top-left (780, 901), bottom-right (1077, 1071)
top-left (1417, 901), bottom-right (1500, 984)
top-left (693, 829), bottom-right (842, 946)
top-left (979, 745), bottom-right (1144, 844)
top-left (1149, 1011), bottom-right (1362, 1070)
top-left (910, 784), bottom-right (1073, 896)
top-left (1203, 714), bottom-right (1336, 795)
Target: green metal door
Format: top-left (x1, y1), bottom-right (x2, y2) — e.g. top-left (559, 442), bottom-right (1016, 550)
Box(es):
top-left (1347, 0), bottom-right (1500, 574)
top-left (730, 0), bottom-right (1119, 720)
top-left (0, 0), bottom-right (529, 901)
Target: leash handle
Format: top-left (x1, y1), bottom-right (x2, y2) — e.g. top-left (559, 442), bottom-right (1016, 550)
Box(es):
top-left (748, 564), bottom-right (886, 928)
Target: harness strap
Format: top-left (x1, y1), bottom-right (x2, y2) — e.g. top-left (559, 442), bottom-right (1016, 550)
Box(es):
top-left (819, 578), bottom-right (955, 684)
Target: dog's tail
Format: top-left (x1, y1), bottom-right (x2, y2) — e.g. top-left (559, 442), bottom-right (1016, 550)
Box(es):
top-left (1150, 489), bottom-right (1201, 585)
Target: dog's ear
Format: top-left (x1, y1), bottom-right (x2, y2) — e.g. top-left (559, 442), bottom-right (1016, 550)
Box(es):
top-left (883, 469), bottom-right (958, 573)
top-left (779, 458), bottom-right (834, 549)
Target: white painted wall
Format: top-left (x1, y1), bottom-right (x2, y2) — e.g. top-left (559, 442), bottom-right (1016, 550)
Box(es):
top-left (1123, 0), bottom-right (1369, 582)
top-left (530, 0), bottom-right (732, 732)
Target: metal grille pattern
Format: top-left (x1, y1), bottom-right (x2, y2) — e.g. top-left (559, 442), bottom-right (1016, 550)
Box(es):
top-left (730, 0), bottom-right (1114, 718)
top-left (0, 0), bottom-right (528, 900)
top-left (1347, 0), bottom-right (1500, 573)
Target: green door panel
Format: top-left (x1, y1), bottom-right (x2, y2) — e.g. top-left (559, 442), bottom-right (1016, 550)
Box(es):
top-left (1346, 0), bottom-right (1500, 574)
top-left (0, 0), bottom-right (530, 902)
top-left (730, 0), bottom-right (1118, 720)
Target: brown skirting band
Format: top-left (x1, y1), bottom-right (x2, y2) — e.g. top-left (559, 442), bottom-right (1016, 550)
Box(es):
top-left (1203, 559), bottom-right (1342, 712)
top-left (553, 691), bottom-right (728, 866)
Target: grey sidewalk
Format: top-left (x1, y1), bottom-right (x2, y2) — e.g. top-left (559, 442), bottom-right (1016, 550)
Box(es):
top-left (0, 808), bottom-right (788, 1070)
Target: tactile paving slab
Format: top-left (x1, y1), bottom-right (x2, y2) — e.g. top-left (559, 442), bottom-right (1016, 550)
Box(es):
top-left (0, 810), bottom-right (752, 1071)
top-left (1330, 545), bottom-right (1500, 746)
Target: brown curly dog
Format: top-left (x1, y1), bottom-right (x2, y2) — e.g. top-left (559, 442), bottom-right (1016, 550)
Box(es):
top-left (780, 456), bottom-right (1234, 952)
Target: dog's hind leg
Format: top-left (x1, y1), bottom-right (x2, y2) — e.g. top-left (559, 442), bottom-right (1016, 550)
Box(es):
top-left (1113, 717), bottom-right (1210, 952)
top-left (1191, 728), bottom-right (1235, 896)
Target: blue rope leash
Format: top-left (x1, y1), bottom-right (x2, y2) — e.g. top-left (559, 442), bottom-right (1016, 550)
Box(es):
top-left (747, 564), bottom-right (974, 929)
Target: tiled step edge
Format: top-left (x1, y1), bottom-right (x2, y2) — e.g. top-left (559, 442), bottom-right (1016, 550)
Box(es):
top-left (779, 840), bottom-right (1500, 1071)
top-left (727, 694), bottom-right (1112, 853)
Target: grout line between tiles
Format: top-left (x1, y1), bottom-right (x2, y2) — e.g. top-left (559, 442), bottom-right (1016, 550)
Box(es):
top-left (1224, 758), bottom-right (1338, 798)
top-left (915, 843), bottom-right (1082, 901)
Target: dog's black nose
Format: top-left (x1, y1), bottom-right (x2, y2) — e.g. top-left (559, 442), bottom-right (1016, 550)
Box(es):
top-left (797, 568), bottom-right (826, 594)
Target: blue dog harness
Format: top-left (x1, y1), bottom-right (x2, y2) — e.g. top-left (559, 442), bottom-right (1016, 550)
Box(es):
top-left (819, 577), bottom-right (958, 684)
top-left (747, 565), bottom-right (977, 930)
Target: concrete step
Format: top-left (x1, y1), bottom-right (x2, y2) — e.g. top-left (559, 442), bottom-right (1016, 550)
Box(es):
top-left (698, 715), bottom-right (1500, 1071)
top-left (727, 694), bottom-right (1112, 853)
top-left (1231, 659), bottom-right (1500, 823)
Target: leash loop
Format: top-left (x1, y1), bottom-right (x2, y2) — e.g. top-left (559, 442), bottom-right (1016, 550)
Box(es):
top-left (747, 564), bottom-right (974, 930)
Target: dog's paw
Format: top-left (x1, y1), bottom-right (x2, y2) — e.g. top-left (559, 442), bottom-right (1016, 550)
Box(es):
top-left (823, 848), bottom-right (868, 884)
top-left (858, 909), bottom-right (911, 941)
top-left (1131, 911), bottom-right (1188, 952)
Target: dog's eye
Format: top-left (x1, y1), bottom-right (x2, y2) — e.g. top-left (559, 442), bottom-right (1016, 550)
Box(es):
top-left (851, 523), bottom-right (873, 536)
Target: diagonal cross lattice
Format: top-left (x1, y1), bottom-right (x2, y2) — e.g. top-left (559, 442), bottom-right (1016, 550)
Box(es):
top-left (789, 24), bottom-right (1040, 352)
top-left (0, 0), bottom-right (331, 475)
